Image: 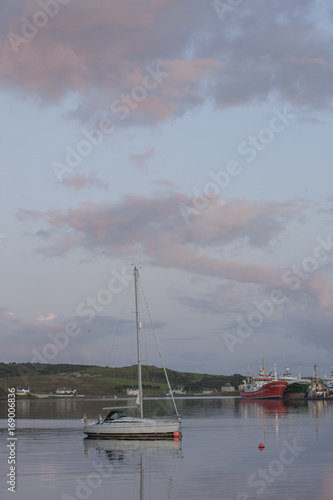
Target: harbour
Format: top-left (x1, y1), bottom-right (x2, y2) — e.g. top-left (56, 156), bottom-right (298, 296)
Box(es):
top-left (1, 396), bottom-right (333, 499)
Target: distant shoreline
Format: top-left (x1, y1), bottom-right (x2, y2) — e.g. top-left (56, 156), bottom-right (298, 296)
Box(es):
top-left (1, 393), bottom-right (240, 401)
top-left (0, 362), bottom-right (244, 398)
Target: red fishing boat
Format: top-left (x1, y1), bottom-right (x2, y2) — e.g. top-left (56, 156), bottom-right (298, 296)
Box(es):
top-left (240, 360), bottom-right (288, 400)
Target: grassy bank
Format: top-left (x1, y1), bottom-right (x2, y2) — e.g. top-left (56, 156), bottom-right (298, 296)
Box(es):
top-left (0, 362), bottom-right (243, 397)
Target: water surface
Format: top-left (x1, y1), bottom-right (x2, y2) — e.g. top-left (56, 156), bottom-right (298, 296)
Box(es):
top-left (0, 397), bottom-right (332, 499)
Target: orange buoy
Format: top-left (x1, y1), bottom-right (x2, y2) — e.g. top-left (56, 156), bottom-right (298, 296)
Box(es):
top-left (173, 437), bottom-right (180, 442)
top-left (173, 431), bottom-right (180, 438)
top-left (258, 443), bottom-right (265, 451)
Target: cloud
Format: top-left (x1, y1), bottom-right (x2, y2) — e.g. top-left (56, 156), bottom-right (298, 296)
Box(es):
top-left (0, 307), bottom-right (135, 364)
top-left (306, 275), bottom-right (333, 311)
top-left (17, 192), bottom-right (333, 315)
top-left (153, 179), bottom-right (179, 190)
top-left (59, 173), bottom-right (109, 191)
top-left (37, 313), bottom-right (57, 322)
top-left (130, 147), bottom-right (155, 171)
top-left (281, 306), bottom-right (333, 353)
top-left (17, 193), bottom-right (299, 286)
top-left (171, 281), bottom-right (241, 316)
top-left (1, 0), bottom-right (332, 129)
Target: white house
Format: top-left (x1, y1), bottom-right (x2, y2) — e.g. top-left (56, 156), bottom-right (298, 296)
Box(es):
top-left (167, 387), bottom-right (186, 396)
top-left (16, 387), bottom-right (30, 395)
top-left (55, 388), bottom-right (75, 395)
top-left (127, 388), bottom-right (139, 396)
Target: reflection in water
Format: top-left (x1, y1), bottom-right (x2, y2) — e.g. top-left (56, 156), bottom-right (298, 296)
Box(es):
top-left (83, 438), bottom-right (182, 500)
top-left (239, 399), bottom-right (309, 420)
top-left (239, 399), bottom-right (312, 444)
top-left (83, 437), bottom-right (181, 458)
top-left (1, 398), bottom-right (333, 500)
top-left (319, 467), bottom-right (333, 500)
top-left (12, 397), bottom-right (80, 419)
top-left (310, 399), bottom-right (331, 419)
top-left (18, 398), bottom-right (31, 418)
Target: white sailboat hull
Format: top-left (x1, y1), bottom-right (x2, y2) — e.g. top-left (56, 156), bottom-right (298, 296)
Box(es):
top-left (83, 417), bottom-right (180, 440)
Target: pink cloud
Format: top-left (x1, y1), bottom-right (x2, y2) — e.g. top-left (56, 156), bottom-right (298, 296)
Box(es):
top-left (1, 0), bottom-right (330, 126)
top-left (283, 54), bottom-right (331, 68)
top-left (37, 313), bottom-right (57, 322)
top-left (130, 147), bottom-right (155, 171)
top-left (60, 173), bottom-right (108, 191)
top-left (161, 58), bottom-right (223, 83)
top-left (18, 193), bottom-right (300, 290)
top-left (0, 0), bottom-right (217, 124)
top-left (307, 275), bottom-right (333, 311)
top-left (0, 308), bottom-right (55, 333)
top-left (153, 179), bottom-right (179, 189)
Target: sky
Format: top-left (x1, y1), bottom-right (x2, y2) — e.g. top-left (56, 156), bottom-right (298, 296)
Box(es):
top-left (1, 0), bottom-right (333, 378)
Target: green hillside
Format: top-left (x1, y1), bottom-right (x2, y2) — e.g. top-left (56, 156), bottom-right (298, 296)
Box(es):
top-left (0, 362), bottom-right (244, 397)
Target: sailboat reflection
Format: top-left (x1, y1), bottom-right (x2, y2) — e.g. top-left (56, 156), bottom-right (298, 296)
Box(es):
top-left (83, 437), bottom-right (181, 457)
top-left (83, 438), bottom-right (181, 499)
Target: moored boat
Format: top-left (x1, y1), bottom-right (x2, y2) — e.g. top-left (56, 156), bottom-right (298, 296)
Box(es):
top-left (241, 380), bottom-right (289, 400)
top-left (323, 366), bottom-right (333, 394)
top-left (307, 364), bottom-right (331, 399)
top-left (83, 266), bottom-right (181, 440)
top-left (279, 361), bottom-right (310, 400)
top-left (283, 380), bottom-right (310, 400)
top-left (83, 409), bottom-right (180, 439)
top-left (240, 360), bottom-right (288, 400)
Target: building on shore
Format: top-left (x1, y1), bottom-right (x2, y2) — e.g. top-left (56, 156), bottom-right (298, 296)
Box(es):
top-left (221, 383), bottom-right (235, 393)
top-left (203, 388), bottom-right (214, 395)
top-left (16, 386), bottom-right (30, 395)
top-left (166, 387), bottom-right (186, 396)
top-left (55, 388), bottom-right (77, 395)
top-left (127, 388), bottom-right (139, 396)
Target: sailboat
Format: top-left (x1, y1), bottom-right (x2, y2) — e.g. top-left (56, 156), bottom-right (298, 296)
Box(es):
top-left (83, 266), bottom-right (182, 439)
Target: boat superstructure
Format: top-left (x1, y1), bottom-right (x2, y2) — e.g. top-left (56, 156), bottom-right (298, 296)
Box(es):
top-left (307, 364), bottom-right (330, 399)
top-left (323, 366), bottom-right (333, 394)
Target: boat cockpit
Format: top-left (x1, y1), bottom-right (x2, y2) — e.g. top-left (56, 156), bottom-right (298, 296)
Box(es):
top-left (103, 410), bottom-right (127, 422)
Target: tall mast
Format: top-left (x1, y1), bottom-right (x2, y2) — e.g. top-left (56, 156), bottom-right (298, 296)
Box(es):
top-left (285, 359), bottom-right (289, 375)
top-left (134, 266), bottom-right (143, 418)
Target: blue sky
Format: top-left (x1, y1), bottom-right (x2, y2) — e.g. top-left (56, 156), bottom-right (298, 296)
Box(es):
top-left (1, 0), bottom-right (333, 378)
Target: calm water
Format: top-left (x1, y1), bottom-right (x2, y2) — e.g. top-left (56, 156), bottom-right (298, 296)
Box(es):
top-left (0, 397), bottom-right (333, 499)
